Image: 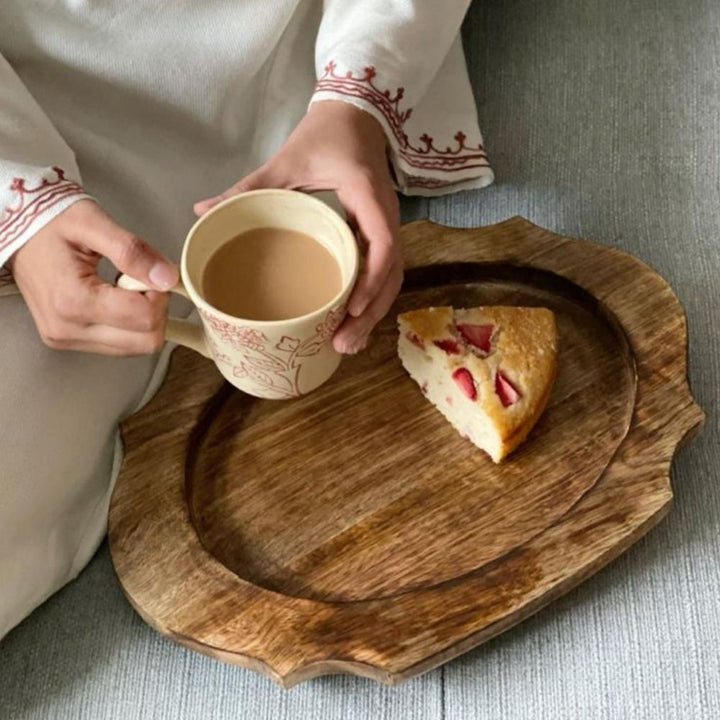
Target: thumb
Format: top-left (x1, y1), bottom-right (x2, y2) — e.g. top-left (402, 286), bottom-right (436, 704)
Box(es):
top-left (83, 211), bottom-right (178, 291)
top-left (193, 164), bottom-right (279, 217)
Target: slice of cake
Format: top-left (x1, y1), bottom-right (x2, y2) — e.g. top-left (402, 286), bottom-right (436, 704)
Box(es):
top-left (397, 306), bottom-right (558, 462)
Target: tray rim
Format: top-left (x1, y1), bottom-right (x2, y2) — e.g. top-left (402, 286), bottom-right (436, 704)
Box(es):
top-left (108, 216), bottom-right (704, 688)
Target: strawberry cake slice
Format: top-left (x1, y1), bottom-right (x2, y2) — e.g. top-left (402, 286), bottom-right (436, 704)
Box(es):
top-left (397, 306), bottom-right (558, 463)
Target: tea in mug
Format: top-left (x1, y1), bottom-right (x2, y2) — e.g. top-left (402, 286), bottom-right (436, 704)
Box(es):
top-left (201, 227), bottom-right (343, 321)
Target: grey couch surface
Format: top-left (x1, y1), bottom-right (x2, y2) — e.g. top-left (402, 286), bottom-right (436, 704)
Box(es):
top-left (1, 1), bottom-right (718, 718)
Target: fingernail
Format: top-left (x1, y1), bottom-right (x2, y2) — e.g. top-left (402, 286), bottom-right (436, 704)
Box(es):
top-left (194, 198), bottom-right (215, 216)
top-left (347, 337), bottom-right (368, 355)
top-left (149, 262), bottom-right (178, 290)
top-left (336, 339), bottom-right (356, 355)
top-left (349, 300), bottom-right (367, 318)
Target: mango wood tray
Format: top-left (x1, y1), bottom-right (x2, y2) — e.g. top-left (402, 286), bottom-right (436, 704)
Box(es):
top-left (108, 217), bottom-right (703, 688)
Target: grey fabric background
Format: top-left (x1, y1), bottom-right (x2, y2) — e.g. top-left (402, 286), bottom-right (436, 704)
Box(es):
top-left (1, 0), bottom-right (718, 718)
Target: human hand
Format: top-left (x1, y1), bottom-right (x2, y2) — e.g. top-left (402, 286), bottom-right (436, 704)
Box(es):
top-left (10, 199), bottom-right (179, 355)
top-left (194, 100), bottom-right (402, 354)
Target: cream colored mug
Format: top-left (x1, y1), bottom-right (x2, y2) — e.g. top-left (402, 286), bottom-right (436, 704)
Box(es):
top-left (118, 189), bottom-right (359, 399)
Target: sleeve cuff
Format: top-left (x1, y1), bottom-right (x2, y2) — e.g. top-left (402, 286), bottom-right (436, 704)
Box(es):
top-left (311, 60), bottom-right (494, 197)
top-left (0, 166), bottom-right (93, 272)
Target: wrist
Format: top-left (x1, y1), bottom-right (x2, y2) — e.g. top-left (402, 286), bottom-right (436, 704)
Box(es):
top-left (308, 99), bottom-right (388, 153)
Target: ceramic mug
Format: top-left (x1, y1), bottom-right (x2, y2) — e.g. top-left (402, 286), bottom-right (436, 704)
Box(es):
top-left (118, 189), bottom-right (359, 399)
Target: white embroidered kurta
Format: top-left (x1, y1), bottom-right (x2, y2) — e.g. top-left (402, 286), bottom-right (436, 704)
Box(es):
top-left (0, 0), bottom-right (492, 637)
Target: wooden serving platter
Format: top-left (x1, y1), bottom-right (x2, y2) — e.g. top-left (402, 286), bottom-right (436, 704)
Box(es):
top-left (108, 217), bottom-right (703, 687)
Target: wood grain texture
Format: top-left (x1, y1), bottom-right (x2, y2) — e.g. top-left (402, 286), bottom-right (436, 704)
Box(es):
top-left (108, 217), bottom-right (704, 688)
top-left (189, 273), bottom-right (630, 601)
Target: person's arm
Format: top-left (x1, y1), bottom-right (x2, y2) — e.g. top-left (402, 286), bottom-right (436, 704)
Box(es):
top-left (0, 53), bottom-right (91, 269)
top-left (1, 53), bottom-right (178, 354)
top-left (312, 0), bottom-right (492, 195)
top-left (315, 0), bottom-right (472, 109)
top-left (195, 1), bottom-right (488, 353)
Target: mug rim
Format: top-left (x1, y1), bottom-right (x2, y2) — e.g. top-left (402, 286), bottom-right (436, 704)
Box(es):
top-left (181, 189), bottom-right (359, 327)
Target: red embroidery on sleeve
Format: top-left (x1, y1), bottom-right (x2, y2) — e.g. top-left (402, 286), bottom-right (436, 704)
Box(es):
top-left (406, 176), bottom-right (462, 189)
top-left (0, 167), bottom-right (85, 251)
top-left (314, 61), bottom-right (491, 174)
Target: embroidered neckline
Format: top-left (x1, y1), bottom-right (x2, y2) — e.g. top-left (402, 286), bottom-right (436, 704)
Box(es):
top-left (0, 167), bottom-right (84, 250)
top-left (314, 61), bottom-right (491, 174)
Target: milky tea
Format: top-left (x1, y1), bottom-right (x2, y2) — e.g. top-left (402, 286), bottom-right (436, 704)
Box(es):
top-left (201, 227), bottom-right (343, 321)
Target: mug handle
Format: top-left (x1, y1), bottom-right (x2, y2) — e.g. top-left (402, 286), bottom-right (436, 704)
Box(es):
top-left (116, 274), bottom-right (211, 358)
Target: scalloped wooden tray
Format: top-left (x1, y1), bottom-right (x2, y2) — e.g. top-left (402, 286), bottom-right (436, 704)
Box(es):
top-left (108, 217), bottom-right (703, 687)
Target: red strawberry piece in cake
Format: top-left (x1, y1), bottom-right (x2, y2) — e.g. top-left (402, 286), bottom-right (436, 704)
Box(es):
top-left (457, 323), bottom-right (494, 355)
top-left (495, 371), bottom-right (521, 407)
top-left (433, 338), bottom-right (462, 354)
top-left (452, 367), bottom-right (477, 400)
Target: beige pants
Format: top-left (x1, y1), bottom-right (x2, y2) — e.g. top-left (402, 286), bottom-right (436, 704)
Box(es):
top-left (0, 291), bottom-right (168, 639)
